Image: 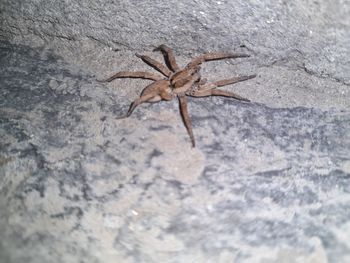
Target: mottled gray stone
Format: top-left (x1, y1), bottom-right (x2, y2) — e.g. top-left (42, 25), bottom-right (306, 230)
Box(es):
top-left (1, 40), bottom-right (350, 263)
top-left (3, 0), bottom-right (349, 110)
top-left (1, 0), bottom-right (350, 262)
top-left (1, 0), bottom-right (350, 86)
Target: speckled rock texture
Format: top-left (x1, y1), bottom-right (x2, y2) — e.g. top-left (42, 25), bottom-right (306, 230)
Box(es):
top-left (1, 0), bottom-right (350, 263)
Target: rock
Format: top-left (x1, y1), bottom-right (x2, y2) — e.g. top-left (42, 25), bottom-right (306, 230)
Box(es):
top-left (1, 0), bottom-right (349, 85)
top-left (0, 0), bottom-right (350, 262)
top-left (1, 39), bottom-right (350, 263)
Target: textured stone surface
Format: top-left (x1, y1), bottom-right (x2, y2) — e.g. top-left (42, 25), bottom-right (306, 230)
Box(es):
top-left (1, 0), bottom-right (350, 262)
top-left (1, 40), bottom-right (350, 263)
top-left (1, 0), bottom-right (350, 86)
top-left (2, 0), bottom-right (349, 110)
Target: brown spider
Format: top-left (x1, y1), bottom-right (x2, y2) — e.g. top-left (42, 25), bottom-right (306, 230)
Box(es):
top-left (102, 45), bottom-right (256, 147)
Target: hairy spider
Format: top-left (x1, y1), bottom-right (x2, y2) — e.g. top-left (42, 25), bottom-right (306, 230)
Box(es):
top-left (102, 45), bottom-right (256, 147)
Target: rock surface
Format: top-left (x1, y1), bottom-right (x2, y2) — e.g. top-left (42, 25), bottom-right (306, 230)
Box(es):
top-left (0, 0), bottom-right (350, 263)
top-left (1, 0), bottom-right (350, 86)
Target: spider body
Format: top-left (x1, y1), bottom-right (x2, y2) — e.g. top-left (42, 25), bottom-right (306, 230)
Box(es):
top-left (102, 45), bottom-right (256, 147)
top-left (170, 67), bottom-right (199, 90)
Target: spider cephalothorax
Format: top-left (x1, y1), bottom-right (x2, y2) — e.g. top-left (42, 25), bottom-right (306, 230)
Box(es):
top-left (102, 44), bottom-right (256, 147)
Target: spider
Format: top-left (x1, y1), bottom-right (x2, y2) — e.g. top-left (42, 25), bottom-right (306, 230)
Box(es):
top-left (102, 45), bottom-right (256, 147)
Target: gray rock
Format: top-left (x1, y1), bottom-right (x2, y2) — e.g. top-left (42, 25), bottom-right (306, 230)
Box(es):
top-left (1, 39), bottom-right (350, 263)
top-left (0, 0), bottom-right (350, 262)
top-left (1, 0), bottom-right (350, 85)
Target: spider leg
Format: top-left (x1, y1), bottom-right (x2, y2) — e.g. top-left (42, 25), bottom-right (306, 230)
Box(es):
top-left (178, 95), bottom-right (196, 147)
top-left (116, 93), bottom-right (156, 119)
top-left (189, 75), bottom-right (256, 102)
top-left (153, 44), bottom-right (180, 72)
top-left (187, 52), bottom-right (250, 68)
top-left (199, 75), bottom-right (256, 90)
top-left (190, 88), bottom-right (250, 102)
top-left (100, 71), bottom-right (163, 82)
top-left (116, 80), bottom-right (172, 119)
top-left (135, 53), bottom-right (172, 77)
